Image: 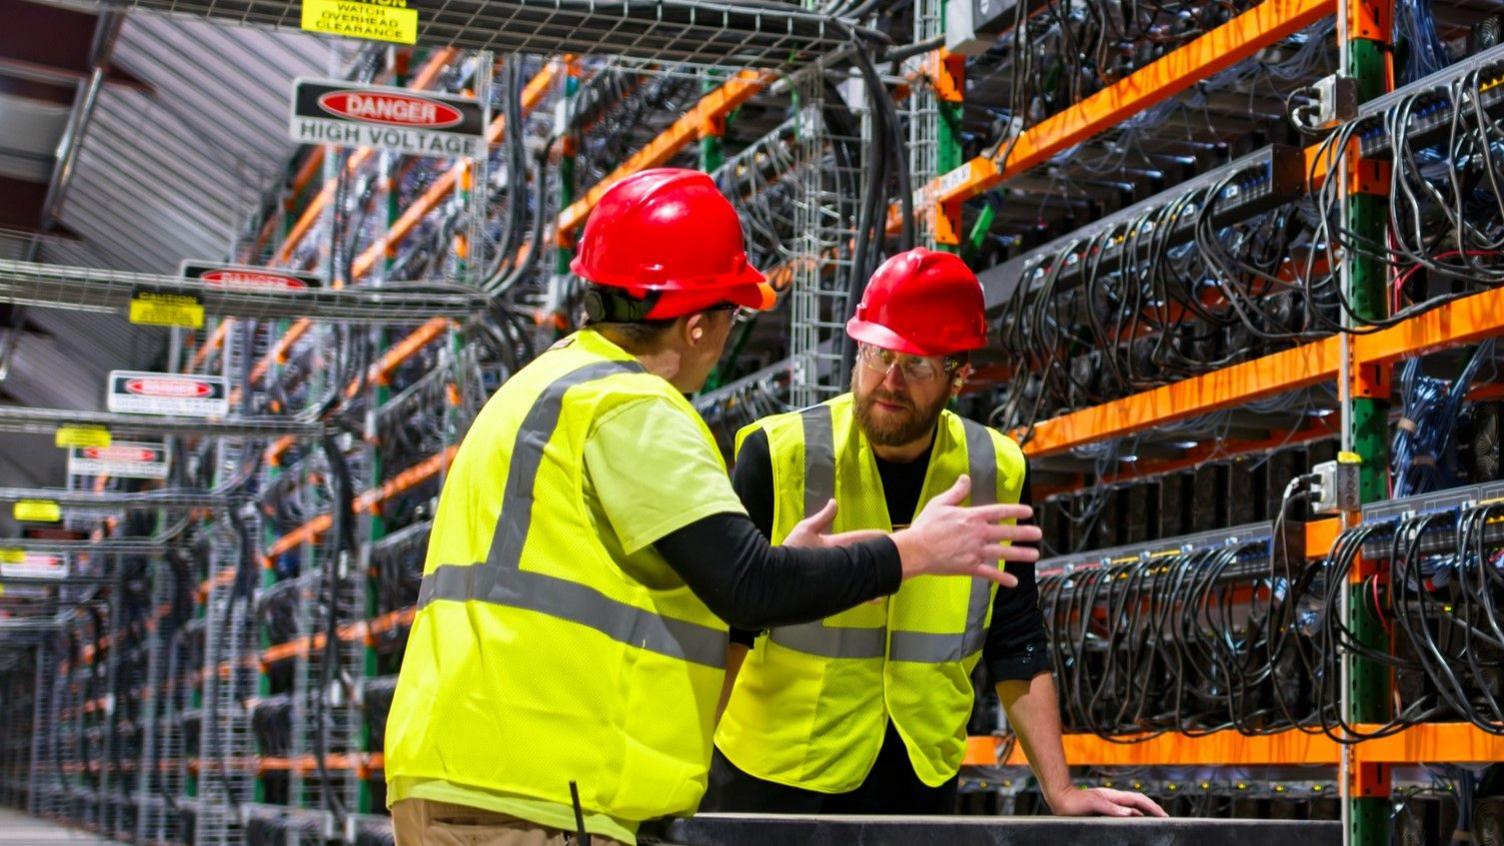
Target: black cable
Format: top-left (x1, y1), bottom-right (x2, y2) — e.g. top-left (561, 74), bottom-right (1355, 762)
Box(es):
top-left (316, 435), bottom-right (355, 825)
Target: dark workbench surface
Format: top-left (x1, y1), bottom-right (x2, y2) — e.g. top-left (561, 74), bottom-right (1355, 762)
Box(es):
top-left (650, 814), bottom-right (1341, 846)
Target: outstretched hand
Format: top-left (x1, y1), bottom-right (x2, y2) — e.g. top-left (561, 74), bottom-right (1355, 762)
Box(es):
top-left (897, 475), bottom-right (1042, 586)
top-left (783, 499), bottom-right (887, 550)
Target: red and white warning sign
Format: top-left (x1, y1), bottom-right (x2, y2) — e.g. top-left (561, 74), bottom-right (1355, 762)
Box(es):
top-left (289, 78), bottom-right (485, 158)
top-left (0, 553), bottom-right (66, 581)
top-left (181, 261), bottom-right (323, 291)
top-left (107, 371), bottom-right (229, 417)
top-left (68, 441), bottom-right (170, 480)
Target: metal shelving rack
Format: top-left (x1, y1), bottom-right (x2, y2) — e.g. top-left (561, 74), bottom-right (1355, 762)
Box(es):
top-left (12, 0), bottom-right (1497, 842)
top-left (788, 72), bottom-right (867, 407)
top-left (0, 666), bottom-right (34, 809)
top-left (892, 0), bottom-right (1504, 841)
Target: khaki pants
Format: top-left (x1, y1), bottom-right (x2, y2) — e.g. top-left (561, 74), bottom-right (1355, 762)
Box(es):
top-left (391, 798), bottom-right (629, 846)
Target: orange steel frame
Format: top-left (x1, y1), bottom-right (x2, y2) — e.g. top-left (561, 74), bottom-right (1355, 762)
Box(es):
top-left (553, 69), bottom-right (772, 241)
top-left (984, 273), bottom-right (1504, 775)
top-left (964, 722), bottom-right (1504, 767)
top-left (1016, 284), bottom-right (1504, 458)
top-left (198, 54), bottom-right (555, 389)
top-left (887, 0), bottom-right (1334, 234)
top-left (143, 1), bottom-right (1504, 781)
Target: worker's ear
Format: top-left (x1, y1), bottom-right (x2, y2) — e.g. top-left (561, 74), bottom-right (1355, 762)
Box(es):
top-left (682, 311), bottom-right (710, 345)
top-left (950, 362), bottom-right (973, 397)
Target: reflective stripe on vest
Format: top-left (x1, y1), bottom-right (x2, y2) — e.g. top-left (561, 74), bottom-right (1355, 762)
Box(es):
top-left (417, 359), bottom-right (728, 670)
top-left (887, 419), bottom-right (995, 663)
top-left (767, 405), bottom-right (997, 662)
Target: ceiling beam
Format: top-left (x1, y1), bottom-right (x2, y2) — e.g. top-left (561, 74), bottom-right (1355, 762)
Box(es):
top-left (0, 0), bottom-right (148, 93)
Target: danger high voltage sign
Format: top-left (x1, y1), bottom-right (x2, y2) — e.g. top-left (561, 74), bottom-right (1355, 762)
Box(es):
top-left (290, 78), bottom-right (485, 159)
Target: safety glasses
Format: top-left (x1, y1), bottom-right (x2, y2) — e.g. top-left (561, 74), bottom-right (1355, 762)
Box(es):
top-left (706, 302), bottom-right (758, 325)
top-left (858, 343), bottom-right (960, 383)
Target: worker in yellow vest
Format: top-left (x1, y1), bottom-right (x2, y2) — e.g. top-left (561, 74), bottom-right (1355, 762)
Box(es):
top-left (384, 171), bottom-right (1045, 846)
top-left (709, 248), bottom-right (1167, 818)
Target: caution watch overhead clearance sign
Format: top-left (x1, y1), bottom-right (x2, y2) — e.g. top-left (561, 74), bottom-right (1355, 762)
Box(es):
top-left (301, 0), bottom-right (418, 45)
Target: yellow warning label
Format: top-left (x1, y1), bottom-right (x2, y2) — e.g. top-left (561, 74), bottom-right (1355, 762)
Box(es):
top-left (301, 0), bottom-right (417, 44)
top-left (14, 500), bottom-right (62, 523)
top-left (129, 289), bottom-right (204, 328)
top-left (0, 549), bottom-right (24, 564)
top-left (56, 426), bottom-right (112, 449)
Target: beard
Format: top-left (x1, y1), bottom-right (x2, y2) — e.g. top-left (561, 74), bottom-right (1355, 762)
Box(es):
top-left (854, 384), bottom-right (949, 447)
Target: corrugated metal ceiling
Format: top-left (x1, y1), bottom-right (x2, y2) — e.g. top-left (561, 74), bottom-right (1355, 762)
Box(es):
top-left (0, 10), bottom-right (333, 491)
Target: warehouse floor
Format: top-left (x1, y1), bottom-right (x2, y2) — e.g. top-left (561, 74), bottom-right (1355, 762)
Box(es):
top-left (0, 808), bottom-right (116, 843)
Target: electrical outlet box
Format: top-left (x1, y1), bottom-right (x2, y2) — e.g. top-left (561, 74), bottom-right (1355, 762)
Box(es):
top-left (946, 0), bottom-right (1025, 56)
top-left (1312, 74), bottom-right (1358, 128)
top-left (1312, 452), bottom-right (1362, 515)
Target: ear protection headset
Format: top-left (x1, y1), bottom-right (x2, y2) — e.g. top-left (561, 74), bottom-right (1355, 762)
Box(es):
top-left (582, 287), bottom-right (662, 324)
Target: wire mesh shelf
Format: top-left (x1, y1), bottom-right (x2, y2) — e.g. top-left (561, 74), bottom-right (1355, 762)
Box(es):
top-left (103, 0), bottom-right (858, 68)
top-left (0, 488), bottom-right (239, 511)
top-left (0, 259), bottom-right (493, 323)
top-left (0, 534), bottom-right (188, 555)
top-left (0, 407), bottom-right (326, 439)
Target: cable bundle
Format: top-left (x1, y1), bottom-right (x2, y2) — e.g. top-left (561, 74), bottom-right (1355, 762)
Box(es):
top-left (244, 812), bottom-right (322, 846)
top-left (355, 824), bottom-right (398, 846)
top-left (362, 675), bottom-right (400, 748)
top-left (1039, 537), bottom-right (1321, 737)
top-left (695, 368), bottom-right (792, 457)
top-left (1305, 64), bottom-right (1504, 332)
top-left (1040, 490), bottom-right (1504, 742)
top-left (993, 195), bottom-right (1331, 434)
top-left (1319, 504), bottom-right (1504, 738)
top-left (251, 695), bottom-right (293, 758)
top-left (1392, 341), bottom-right (1497, 496)
top-left (371, 524), bottom-right (431, 615)
top-left (256, 579), bottom-right (304, 646)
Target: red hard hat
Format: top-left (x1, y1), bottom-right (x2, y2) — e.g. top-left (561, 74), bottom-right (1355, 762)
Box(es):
top-left (846, 248), bottom-right (989, 356)
top-left (570, 168), bottom-right (775, 320)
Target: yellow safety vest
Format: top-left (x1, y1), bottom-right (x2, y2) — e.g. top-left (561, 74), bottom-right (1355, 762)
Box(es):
top-left (385, 329), bottom-right (730, 825)
top-left (716, 393), bottom-right (1026, 792)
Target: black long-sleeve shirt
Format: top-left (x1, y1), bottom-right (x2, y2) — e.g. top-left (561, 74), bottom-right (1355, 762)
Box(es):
top-left (726, 427), bottom-right (1051, 686)
top-left (654, 515), bottom-right (903, 631)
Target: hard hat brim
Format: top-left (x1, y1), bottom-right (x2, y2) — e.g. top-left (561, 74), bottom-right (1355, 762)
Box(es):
top-left (729, 280), bottom-right (779, 312)
top-left (846, 316), bottom-right (952, 357)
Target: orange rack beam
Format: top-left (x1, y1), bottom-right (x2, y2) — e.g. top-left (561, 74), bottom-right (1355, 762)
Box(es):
top-left (1018, 283), bottom-right (1504, 458)
top-left (260, 606), bottom-right (416, 666)
top-left (349, 59), bottom-right (560, 282)
top-left (1016, 338), bottom-right (1342, 457)
top-left (555, 69), bottom-right (772, 239)
top-left (244, 59), bottom-right (553, 396)
top-left (1305, 517), bottom-right (1340, 559)
top-left (261, 445), bottom-right (457, 567)
top-left (1033, 417), bottom-right (1339, 501)
top-left (965, 723), bottom-right (1504, 768)
top-left (343, 317), bottom-right (453, 399)
top-left (889, 0), bottom-right (1334, 234)
top-left (214, 48), bottom-right (456, 386)
top-left (189, 322), bottom-right (231, 371)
